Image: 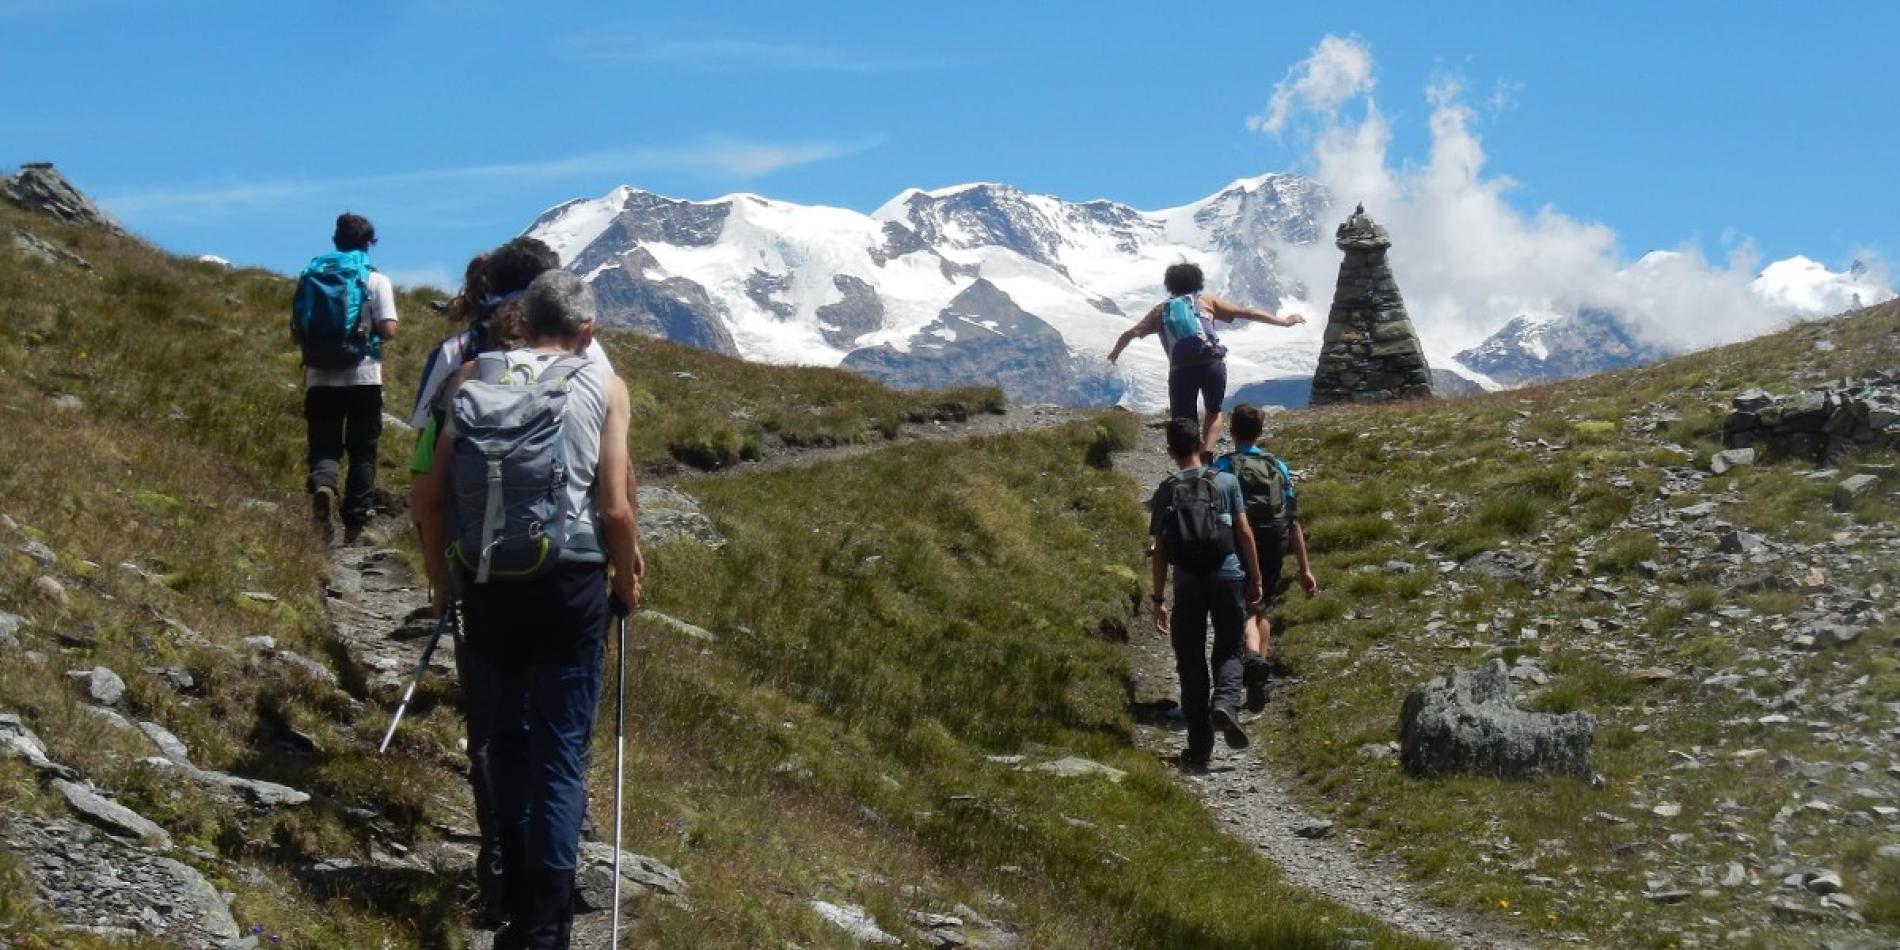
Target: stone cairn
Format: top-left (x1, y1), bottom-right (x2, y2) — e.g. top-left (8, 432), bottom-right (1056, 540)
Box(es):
top-left (1309, 204), bottom-right (1434, 406)
top-left (1723, 371), bottom-right (1900, 465)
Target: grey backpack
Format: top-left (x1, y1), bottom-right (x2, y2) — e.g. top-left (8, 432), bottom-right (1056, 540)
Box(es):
top-left (447, 352), bottom-right (601, 583)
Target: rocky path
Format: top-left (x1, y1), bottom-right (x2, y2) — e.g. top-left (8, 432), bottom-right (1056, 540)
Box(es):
top-left (322, 514), bottom-right (697, 950)
top-left (1113, 422), bottom-right (1534, 950)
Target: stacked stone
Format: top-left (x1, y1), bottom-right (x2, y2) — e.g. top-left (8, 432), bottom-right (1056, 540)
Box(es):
top-left (1309, 204), bottom-right (1434, 405)
top-left (1723, 370), bottom-right (1900, 464)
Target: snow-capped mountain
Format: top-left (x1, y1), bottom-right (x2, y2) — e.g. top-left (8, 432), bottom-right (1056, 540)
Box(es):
top-left (1752, 256), bottom-right (1885, 315)
top-left (524, 175), bottom-right (1331, 407)
top-left (1454, 257), bottom-right (1895, 387)
top-left (524, 178), bottom-right (1890, 405)
top-left (1453, 308), bottom-right (1667, 387)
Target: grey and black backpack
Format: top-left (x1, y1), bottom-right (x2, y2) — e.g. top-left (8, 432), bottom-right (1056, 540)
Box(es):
top-left (1156, 470), bottom-right (1235, 572)
top-left (447, 352), bottom-right (602, 584)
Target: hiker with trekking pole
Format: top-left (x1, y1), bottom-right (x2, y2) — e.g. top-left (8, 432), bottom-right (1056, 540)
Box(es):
top-left (399, 239), bottom-right (629, 926)
top-left (411, 269), bottom-right (644, 950)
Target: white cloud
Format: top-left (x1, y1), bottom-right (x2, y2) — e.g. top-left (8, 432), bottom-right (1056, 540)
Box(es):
top-left (382, 266), bottom-right (459, 292)
top-left (1248, 34), bottom-right (1376, 136)
top-left (101, 136), bottom-right (886, 221)
top-left (1258, 34), bottom-right (1892, 358)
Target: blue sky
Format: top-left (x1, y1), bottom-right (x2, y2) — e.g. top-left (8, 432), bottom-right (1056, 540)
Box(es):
top-left (3, 0), bottom-right (1894, 289)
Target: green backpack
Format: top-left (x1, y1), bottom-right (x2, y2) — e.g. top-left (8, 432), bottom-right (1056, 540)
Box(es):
top-left (1224, 451), bottom-right (1292, 533)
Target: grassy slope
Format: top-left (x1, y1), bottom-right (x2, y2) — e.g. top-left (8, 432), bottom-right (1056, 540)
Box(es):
top-left (0, 204), bottom-right (1421, 947)
top-left (1255, 301), bottom-right (1899, 947)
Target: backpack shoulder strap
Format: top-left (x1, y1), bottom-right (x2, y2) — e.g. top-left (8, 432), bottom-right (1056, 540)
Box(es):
top-left (545, 353), bottom-right (590, 384)
top-left (473, 350), bottom-right (510, 384)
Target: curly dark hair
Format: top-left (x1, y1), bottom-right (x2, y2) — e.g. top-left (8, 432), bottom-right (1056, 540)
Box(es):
top-left (485, 237), bottom-right (560, 296)
top-left (1163, 262), bottom-right (1205, 297)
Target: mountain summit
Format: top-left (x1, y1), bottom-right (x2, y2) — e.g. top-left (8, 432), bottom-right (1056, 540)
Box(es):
top-left (524, 176), bottom-right (1888, 406)
top-left (524, 176), bottom-right (1331, 408)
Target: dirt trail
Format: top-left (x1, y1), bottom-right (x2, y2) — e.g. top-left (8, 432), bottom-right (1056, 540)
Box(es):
top-left (320, 406), bottom-right (1528, 948)
top-left (1114, 421), bottom-right (1535, 950)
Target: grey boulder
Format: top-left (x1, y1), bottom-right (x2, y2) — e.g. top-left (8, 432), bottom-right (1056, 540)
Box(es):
top-left (1399, 659), bottom-right (1596, 780)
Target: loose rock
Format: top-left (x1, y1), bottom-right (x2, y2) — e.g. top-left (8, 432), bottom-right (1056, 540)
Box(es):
top-left (1398, 660), bottom-right (1596, 780)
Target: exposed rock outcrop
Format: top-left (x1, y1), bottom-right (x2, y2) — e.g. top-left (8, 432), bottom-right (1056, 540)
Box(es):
top-left (841, 279), bottom-right (1115, 406)
top-left (1398, 660), bottom-right (1595, 780)
top-left (585, 247), bottom-right (740, 355)
top-left (2, 163), bottom-right (124, 233)
top-left (1309, 205), bottom-right (1434, 405)
top-left (1722, 371), bottom-right (1900, 464)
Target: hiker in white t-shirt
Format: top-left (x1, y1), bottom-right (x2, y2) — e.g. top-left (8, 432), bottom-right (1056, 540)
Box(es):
top-left (291, 213), bottom-right (398, 545)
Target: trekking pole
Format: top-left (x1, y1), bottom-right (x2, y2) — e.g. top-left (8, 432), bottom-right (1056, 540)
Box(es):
top-left (378, 608), bottom-right (455, 754)
top-left (609, 597), bottom-right (630, 947)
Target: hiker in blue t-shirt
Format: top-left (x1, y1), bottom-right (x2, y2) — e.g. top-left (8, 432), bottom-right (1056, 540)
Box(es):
top-left (1212, 404), bottom-right (1320, 711)
top-left (1149, 417), bottom-right (1266, 771)
top-left (1108, 262), bottom-right (1305, 456)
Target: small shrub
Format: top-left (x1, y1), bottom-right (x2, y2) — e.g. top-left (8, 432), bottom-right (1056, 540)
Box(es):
top-left (1308, 514), bottom-right (1396, 553)
top-left (1477, 495), bottom-right (1544, 536)
top-left (1591, 532), bottom-right (1658, 575)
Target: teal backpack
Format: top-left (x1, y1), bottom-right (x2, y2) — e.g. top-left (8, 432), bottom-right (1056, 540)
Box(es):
top-left (292, 250), bottom-right (377, 370)
top-left (1161, 294), bottom-right (1225, 365)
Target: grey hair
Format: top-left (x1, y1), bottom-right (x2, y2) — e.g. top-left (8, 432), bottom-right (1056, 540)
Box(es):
top-left (522, 270), bottom-right (597, 341)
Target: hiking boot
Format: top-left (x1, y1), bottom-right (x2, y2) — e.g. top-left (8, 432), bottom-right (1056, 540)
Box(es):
top-left (1212, 706), bottom-right (1250, 750)
top-left (1243, 653), bottom-right (1272, 713)
top-left (342, 522), bottom-right (369, 547)
top-left (1175, 750), bottom-right (1210, 773)
top-left (311, 485), bottom-right (337, 544)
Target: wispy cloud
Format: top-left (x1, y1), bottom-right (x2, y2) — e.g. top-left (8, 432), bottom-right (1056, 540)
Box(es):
top-left (100, 136), bottom-right (886, 221)
top-left (1247, 34), bottom-right (1375, 136)
top-left (564, 33), bottom-right (949, 73)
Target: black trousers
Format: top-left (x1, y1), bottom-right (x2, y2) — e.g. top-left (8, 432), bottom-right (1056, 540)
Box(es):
top-left (303, 384), bottom-right (382, 526)
top-left (1171, 574), bottom-right (1247, 759)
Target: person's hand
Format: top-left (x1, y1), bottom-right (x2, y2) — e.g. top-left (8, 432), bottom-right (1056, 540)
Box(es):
top-left (430, 587), bottom-right (450, 619)
top-left (1151, 600), bottom-right (1170, 637)
top-left (1298, 570), bottom-right (1320, 598)
top-left (1107, 350), bottom-right (1122, 364)
top-left (611, 568), bottom-right (643, 613)
top-left (1283, 312), bottom-right (1307, 327)
top-left (1246, 576), bottom-right (1264, 611)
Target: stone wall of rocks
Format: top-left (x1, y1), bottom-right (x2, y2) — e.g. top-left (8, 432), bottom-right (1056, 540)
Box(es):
top-left (1723, 371), bottom-right (1899, 464)
top-left (1309, 204), bottom-right (1435, 406)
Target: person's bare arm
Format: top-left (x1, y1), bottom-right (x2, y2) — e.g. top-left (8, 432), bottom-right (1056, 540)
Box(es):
top-left (595, 375), bottom-right (643, 609)
top-left (413, 365), bottom-right (476, 616)
top-left (1204, 294), bottom-right (1305, 328)
top-left (1235, 512), bottom-right (1264, 608)
top-left (1107, 306), bottom-right (1163, 363)
top-left (1290, 520), bottom-right (1319, 597)
top-left (1149, 537), bottom-right (1170, 636)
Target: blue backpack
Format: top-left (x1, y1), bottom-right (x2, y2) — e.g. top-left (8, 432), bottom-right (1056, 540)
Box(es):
top-left (1161, 294), bottom-right (1226, 366)
top-left (292, 250), bottom-right (377, 371)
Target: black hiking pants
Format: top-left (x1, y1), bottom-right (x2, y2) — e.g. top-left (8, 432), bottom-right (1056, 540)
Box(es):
top-left (304, 384), bottom-right (382, 526)
top-left (1171, 573), bottom-right (1247, 760)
